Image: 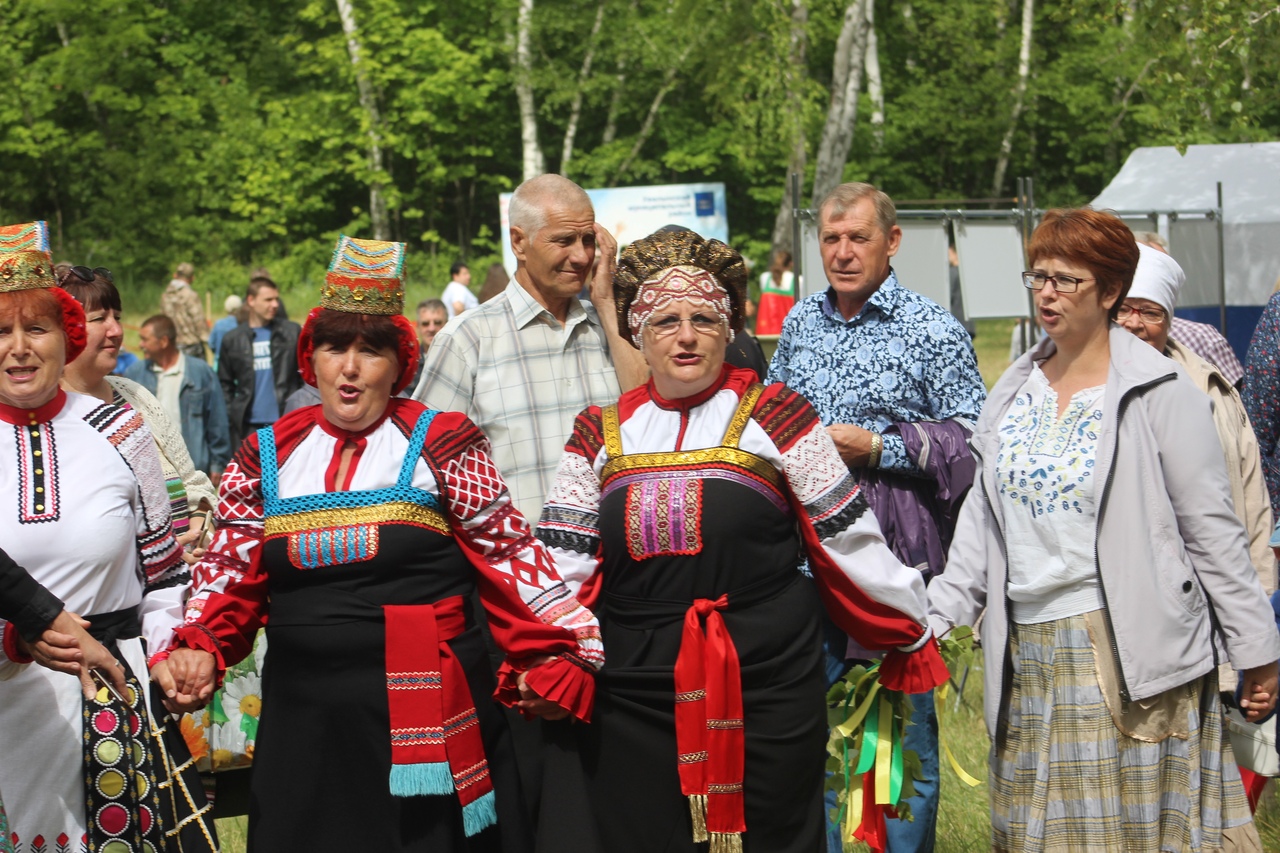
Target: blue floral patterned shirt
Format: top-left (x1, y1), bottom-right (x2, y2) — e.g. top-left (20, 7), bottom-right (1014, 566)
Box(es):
top-left (766, 271), bottom-right (986, 476)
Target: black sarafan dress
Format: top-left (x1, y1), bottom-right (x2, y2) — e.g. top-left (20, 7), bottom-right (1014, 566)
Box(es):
top-left (172, 400), bottom-right (604, 851)
top-left (537, 367), bottom-right (946, 852)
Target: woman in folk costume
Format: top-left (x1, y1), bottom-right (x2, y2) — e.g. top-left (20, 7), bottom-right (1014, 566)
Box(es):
top-left (159, 236), bottom-right (603, 852)
top-left (0, 222), bottom-right (215, 853)
top-left (752, 250), bottom-right (794, 336)
top-left (536, 226), bottom-right (948, 853)
top-left (0, 545), bottom-right (131, 853)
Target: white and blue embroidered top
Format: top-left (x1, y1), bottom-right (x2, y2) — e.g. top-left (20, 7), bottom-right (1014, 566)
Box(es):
top-left (996, 365), bottom-right (1108, 624)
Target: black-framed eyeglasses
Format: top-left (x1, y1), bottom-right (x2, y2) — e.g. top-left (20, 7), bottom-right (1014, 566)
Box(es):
top-left (1116, 304), bottom-right (1167, 324)
top-left (60, 265), bottom-right (114, 285)
top-left (1022, 271), bottom-right (1093, 293)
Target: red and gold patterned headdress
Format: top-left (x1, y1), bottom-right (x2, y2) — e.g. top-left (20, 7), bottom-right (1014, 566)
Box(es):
top-left (322, 235), bottom-right (406, 315)
top-left (0, 221), bottom-right (86, 362)
top-left (0, 221), bottom-right (57, 293)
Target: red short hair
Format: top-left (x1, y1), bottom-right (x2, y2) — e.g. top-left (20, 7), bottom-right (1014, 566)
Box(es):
top-left (1028, 209), bottom-right (1140, 321)
top-left (297, 308), bottom-right (419, 395)
top-left (0, 286), bottom-right (87, 362)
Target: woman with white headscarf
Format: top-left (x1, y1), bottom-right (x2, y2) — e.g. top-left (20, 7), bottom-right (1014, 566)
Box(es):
top-left (1118, 243), bottom-right (1275, 599)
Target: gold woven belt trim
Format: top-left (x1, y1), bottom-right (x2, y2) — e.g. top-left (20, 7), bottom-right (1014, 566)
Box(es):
top-left (602, 446), bottom-right (781, 487)
top-left (265, 502), bottom-right (450, 537)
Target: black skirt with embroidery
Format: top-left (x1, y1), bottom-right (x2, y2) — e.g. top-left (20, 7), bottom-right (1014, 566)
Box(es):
top-left (540, 476), bottom-right (827, 853)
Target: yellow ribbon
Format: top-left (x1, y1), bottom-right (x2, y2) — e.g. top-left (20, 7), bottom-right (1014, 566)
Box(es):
top-left (845, 770), bottom-right (864, 842)
top-left (874, 694), bottom-right (894, 804)
top-left (935, 681), bottom-right (982, 788)
top-left (944, 741), bottom-right (982, 788)
top-left (835, 678), bottom-right (882, 740)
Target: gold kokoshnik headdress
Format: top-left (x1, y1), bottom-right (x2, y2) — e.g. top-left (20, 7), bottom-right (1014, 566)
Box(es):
top-left (613, 226), bottom-right (748, 349)
top-left (321, 235), bottom-right (407, 315)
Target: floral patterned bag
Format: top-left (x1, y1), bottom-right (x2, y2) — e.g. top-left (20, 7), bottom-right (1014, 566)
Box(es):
top-left (179, 630), bottom-right (265, 772)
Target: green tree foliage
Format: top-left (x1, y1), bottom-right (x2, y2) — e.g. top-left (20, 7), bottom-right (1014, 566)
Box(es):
top-left (1, 0), bottom-right (1277, 297)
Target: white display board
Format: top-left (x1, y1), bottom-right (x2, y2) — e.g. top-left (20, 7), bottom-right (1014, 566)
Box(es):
top-left (499, 182), bottom-right (728, 272)
top-left (797, 214), bottom-right (825, 300)
top-left (1168, 217), bottom-right (1221, 307)
top-left (955, 220), bottom-right (1031, 318)
top-left (891, 221), bottom-right (951, 308)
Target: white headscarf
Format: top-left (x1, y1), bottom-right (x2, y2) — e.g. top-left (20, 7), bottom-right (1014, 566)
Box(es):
top-left (1127, 242), bottom-right (1186, 316)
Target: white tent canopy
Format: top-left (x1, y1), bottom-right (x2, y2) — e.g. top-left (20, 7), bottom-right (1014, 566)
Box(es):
top-left (1091, 143), bottom-right (1280, 307)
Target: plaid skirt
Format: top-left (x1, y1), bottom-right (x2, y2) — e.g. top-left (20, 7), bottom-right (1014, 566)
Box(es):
top-left (991, 611), bottom-right (1261, 853)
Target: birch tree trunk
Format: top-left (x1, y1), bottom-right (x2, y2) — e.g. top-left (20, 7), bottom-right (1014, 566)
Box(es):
top-left (560, 0), bottom-right (606, 174)
top-left (810, 0), bottom-right (871, 206)
top-left (990, 0), bottom-right (1034, 199)
top-left (602, 59), bottom-right (627, 145)
top-left (864, 0), bottom-right (884, 150)
top-left (515, 0), bottom-right (545, 180)
top-left (612, 41), bottom-right (695, 185)
top-left (335, 0), bottom-right (390, 239)
top-left (771, 0), bottom-right (809, 256)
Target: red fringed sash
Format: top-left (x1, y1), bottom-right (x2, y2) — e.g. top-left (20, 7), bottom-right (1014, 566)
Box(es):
top-left (384, 596), bottom-right (496, 835)
top-left (674, 595), bottom-right (746, 853)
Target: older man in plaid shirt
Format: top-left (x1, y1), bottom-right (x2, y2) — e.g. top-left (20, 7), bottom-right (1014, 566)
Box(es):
top-left (411, 174), bottom-right (645, 523)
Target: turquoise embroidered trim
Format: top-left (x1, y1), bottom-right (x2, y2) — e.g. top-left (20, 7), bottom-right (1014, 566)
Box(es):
top-left (257, 409), bottom-right (440, 518)
top-left (289, 523), bottom-right (379, 569)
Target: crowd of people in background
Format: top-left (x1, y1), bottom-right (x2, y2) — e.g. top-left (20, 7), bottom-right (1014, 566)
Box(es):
top-left (1, 176), bottom-right (1279, 853)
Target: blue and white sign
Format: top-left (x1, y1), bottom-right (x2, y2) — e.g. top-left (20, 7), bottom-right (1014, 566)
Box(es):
top-left (499, 182), bottom-right (729, 272)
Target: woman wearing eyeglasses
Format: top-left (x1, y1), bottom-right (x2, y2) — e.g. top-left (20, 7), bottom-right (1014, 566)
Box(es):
top-left (536, 227), bottom-right (947, 853)
top-left (928, 208), bottom-right (1280, 852)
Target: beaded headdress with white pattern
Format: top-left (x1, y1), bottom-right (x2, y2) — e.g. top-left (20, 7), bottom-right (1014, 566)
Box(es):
top-left (321, 235), bottom-right (407, 315)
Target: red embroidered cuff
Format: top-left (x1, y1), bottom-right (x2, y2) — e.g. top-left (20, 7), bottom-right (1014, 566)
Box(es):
top-left (147, 649), bottom-right (170, 670)
top-left (1, 620), bottom-right (34, 665)
top-left (879, 635), bottom-right (949, 694)
top-left (494, 656), bottom-right (596, 723)
top-left (169, 623), bottom-right (228, 686)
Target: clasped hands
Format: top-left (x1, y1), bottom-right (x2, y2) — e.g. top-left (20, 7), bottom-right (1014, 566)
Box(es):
top-left (1238, 662), bottom-right (1280, 723)
top-left (151, 648), bottom-right (572, 721)
top-left (16, 610), bottom-right (129, 700)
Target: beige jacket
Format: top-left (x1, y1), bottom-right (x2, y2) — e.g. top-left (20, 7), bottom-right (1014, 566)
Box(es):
top-left (1168, 339), bottom-right (1277, 691)
top-left (107, 376), bottom-right (217, 512)
top-left (1167, 339), bottom-right (1275, 595)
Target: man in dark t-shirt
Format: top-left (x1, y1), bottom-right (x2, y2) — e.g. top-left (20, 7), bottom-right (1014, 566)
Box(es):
top-left (217, 276), bottom-right (302, 450)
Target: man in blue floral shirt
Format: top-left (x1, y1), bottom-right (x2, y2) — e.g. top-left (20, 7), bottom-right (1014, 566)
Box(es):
top-left (768, 182), bottom-right (985, 853)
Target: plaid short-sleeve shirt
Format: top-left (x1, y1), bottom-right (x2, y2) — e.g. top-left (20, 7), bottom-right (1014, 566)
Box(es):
top-left (411, 280), bottom-right (621, 523)
top-left (1170, 317), bottom-right (1244, 386)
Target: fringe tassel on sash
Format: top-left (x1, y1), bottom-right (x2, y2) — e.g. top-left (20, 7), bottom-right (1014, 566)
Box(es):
top-left (384, 597), bottom-right (497, 836)
top-left (674, 594), bottom-right (745, 849)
